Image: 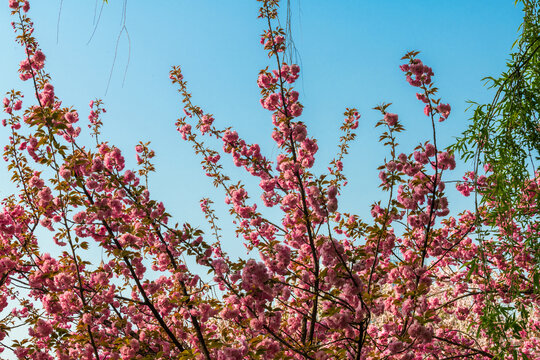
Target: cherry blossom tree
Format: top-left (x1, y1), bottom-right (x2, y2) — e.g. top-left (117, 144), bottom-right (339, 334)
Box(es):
top-left (0, 0), bottom-right (538, 359)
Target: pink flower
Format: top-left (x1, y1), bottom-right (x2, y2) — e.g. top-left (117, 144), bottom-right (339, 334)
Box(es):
top-left (30, 319), bottom-right (53, 338)
top-left (43, 83), bottom-right (54, 93)
top-left (384, 113), bottom-right (398, 126)
top-left (289, 103), bottom-right (303, 117)
top-left (292, 123), bottom-right (307, 142)
top-left (222, 130), bottom-right (239, 144)
top-left (413, 151), bottom-right (428, 164)
top-left (13, 100), bottom-right (22, 110)
top-left (104, 147), bottom-right (125, 171)
top-left (29, 175), bottom-right (44, 189)
top-left (19, 58), bottom-right (31, 71)
top-left (59, 166), bottom-right (71, 179)
top-left (274, 35), bottom-right (285, 44)
top-left (327, 198), bottom-right (338, 213)
top-left (288, 90), bottom-right (299, 104)
top-left (31, 50), bottom-right (45, 70)
top-left (179, 123), bottom-right (191, 140)
top-left (263, 93), bottom-right (281, 111)
top-left (388, 341), bottom-right (403, 354)
top-left (39, 83), bottom-right (55, 106)
top-left (425, 143), bottom-right (436, 157)
top-left (257, 73), bottom-right (273, 88)
top-left (212, 259), bottom-right (229, 276)
top-left (241, 259), bottom-right (269, 290)
top-left (402, 59), bottom-right (434, 86)
top-left (437, 103), bottom-right (451, 120)
top-left (8, 0), bottom-right (18, 10)
top-left (72, 211), bottom-right (86, 223)
top-left (437, 151), bottom-right (456, 170)
top-left (407, 321), bottom-right (423, 338)
top-left (200, 114), bottom-right (214, 134)
top-left (416, 93), bottom-right (429, 103)
top-left (64, 111), bottom-right (78, 123)
top-left (327, 186), bottom-right (337, 199)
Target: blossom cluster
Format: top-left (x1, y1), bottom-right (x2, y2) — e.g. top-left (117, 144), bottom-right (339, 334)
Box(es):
top-left (0, 1), bottom-right (537, 360)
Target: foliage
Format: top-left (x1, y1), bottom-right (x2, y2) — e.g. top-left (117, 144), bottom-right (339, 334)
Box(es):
top-left (452, 0), bottom-right (540, 356)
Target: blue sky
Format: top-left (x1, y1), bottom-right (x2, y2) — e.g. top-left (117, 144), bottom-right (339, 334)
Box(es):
top-left (0, 1), bottom-right (524, 258)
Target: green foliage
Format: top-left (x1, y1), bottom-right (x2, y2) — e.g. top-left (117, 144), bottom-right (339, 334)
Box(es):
top-left (453, 0), bottom-right (539, 217)
top-left (452, 1), bottom-right (540, 357)
top-left (453, 0), bottom-right (539, 265)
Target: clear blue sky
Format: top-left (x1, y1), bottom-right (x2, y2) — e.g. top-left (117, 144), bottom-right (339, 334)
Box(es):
top-left (0, 1), bottom-right (524, 258)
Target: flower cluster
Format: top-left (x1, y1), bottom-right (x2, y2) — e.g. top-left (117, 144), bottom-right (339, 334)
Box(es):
top-left (0, 1), bottom-right (537, 360)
